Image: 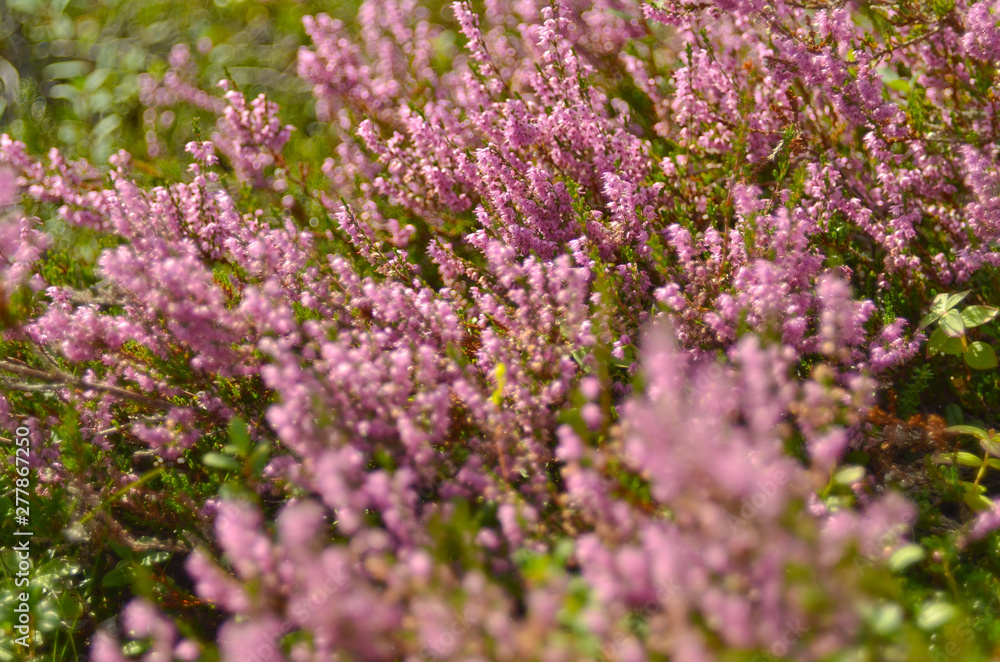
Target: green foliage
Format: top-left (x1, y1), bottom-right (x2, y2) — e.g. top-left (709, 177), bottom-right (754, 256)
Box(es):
top-left (202, 415), bottom-right (272, 485)
top-left (0, 0), bottom-right (349, 165)
top-left (897, 364), bottom-right (934, 419)
top-left (922, 291), bottom-right (999, 369)
top-left (934, 424), bottom-right (1000, 512)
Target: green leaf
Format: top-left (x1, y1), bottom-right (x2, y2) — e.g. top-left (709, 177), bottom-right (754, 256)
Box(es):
top-left (945, 425), bottom-right (990, 440)
top-left (553, 538), bottom-right (575, 564)
top-left (139, 551), bottom-right (171, 566)
top-left (927, 327), bottom-right (964, 356)
top-left (965, 342), bottom-right (998, 370)
top-left (942, 339), bottom-right (966, 356)
top-left (944, 403), bottom-right (964, 426)
top-left (878, 67), bottom-right (910, 93)
top-left (101, 563), bottom-right (132, 588)
top-left (834, 466), bottom-right (865, 485)
top-left (961, 305), bottom-right (999, 328)
top-left (34, 604), bottom-right (61, 633)
top-left (491, 363), bottom-right (507, 406)
top-left (43, 60), bottom-right (90, 80)
top-left (962, 452), bottom-right (987, 467)
top-left (930, 0), bottom-right (955, 17)
top-left (918, 310), bottom-right (944, 330)
top-left (982, 437), bottom-right (1000, 458)
top-left (932, 452), bottom-right (982, 467)
top-left (228, 416), bottom-right (251, 457)
top-left (964, 493), bottom-right (994, 512)
top-left (943, 291), bottom-right (972, 312)
top-left (917, 601), bottom-right (957, 630)
top-left (203, 453), bottom-right (242, 472)
top-left (961, 481), bottom-right (987, 494)
top-left (930, 293), bottom-right (949, 313)
top-left (107, 541), bottom-right (134, 562)
top-left (122, 642), bottom-right (148, 657)
top-left (940, 309), bottom-right (965, 337)
top-left (885, 78), bottom-right (910, 93)
top-left (249, 441), bottom-right (272, 475)
top-left (931, 291), bottom-right (969, 314)
top-left (865, 602), bottom-right (903, 635)
top-left (84, 67), bottom-right (110, 93)
top-left (888, 544), bottom-right (925, 572)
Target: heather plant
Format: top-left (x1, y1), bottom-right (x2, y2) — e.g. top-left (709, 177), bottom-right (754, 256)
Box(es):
top-left (5, 0), bottom-right (1000, 659)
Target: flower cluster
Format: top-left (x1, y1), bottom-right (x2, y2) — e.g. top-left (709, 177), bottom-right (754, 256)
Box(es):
top-left (1, 0), bottom-right (999, 658)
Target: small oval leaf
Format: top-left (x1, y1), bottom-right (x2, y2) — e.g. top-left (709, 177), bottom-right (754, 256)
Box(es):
top-left (944, 403), bottom-right (965, 426)
top-left (927, 327), bottom-right (948, 355)
top-left (945, 291), bottom-right (972, 311)
top-left (919, 310), bottom-right (944, 330)
top-left (965, 342), bottom-right (998, 370)
top-left (932, 452), bottom-right (982, 467)
top-left (942, 337), bottom-right (966, 356)
top-left (941, 309), bottom-right (965, 337)
top-left (961, 305), bottom-right (999, 328)
top-left (927, 327), bottom-right (965, 356)
top-left (917, 601), bottom-right (957, 630)
top-left (101, 563), bottom-right (132, 588)
top-left (945, 425), bottom-right (990, 440)
top-left (888, 544), bottom-right (925, 572)
top-left (982, 437), bottom-right (1000, 458)
top-left (123, 641), bottom-right (147, 656)
top-left (964, 493), bottom-right (994, 512)
top-left (249, 441), bottom-right (272, 475)
top-left (931, 292), bottom-right (953, 314)
top-left (834, 466), bottom-right (866, 485)
top-left (228, 416), bottom-right (251, 457)
top-left (203, 453), bottom-right (241, 472)
top-left (961, 480), bottom-right (988, 494)
top-left (866, 602), bottom-right (903, 635)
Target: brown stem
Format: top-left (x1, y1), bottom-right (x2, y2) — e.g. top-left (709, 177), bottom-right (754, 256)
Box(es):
top-left (0, 361), bottom-right (174, 409)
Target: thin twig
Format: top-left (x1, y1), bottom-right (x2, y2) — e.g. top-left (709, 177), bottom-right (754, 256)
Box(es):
top-left (0, 361), bottom-right (175, 409)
